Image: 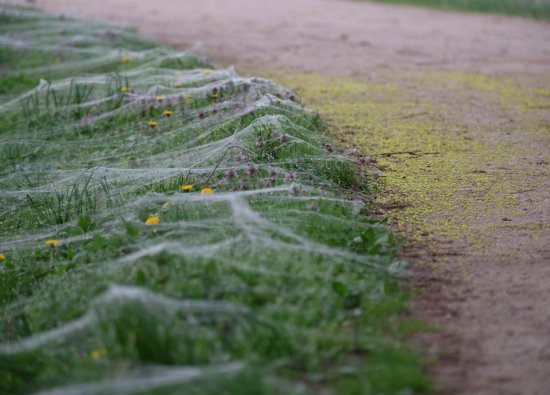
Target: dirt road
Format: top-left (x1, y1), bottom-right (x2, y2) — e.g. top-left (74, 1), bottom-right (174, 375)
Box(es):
top-left (6, 0), bottom-right (550, 393)
top-left (8, 0), bottom-right (550, 75)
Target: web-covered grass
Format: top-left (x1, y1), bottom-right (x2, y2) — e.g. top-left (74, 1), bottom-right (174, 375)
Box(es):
top-left (0, 6), bottom-right (429, 395)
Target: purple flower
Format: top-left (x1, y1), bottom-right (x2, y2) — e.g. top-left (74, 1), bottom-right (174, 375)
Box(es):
top-left (255, 138), bottom-right (265, 148)
top-left (246, 165), bottom-right (256, 175)
top-left (225, 169), bottom-right (236, 179)
top-left (284, 172), bottom-right (296, 182)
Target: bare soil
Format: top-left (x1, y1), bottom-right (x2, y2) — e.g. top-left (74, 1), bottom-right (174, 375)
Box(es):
top-left (7, 0), bottom-right (550, 393)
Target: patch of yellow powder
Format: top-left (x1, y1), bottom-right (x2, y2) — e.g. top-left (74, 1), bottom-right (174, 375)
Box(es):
top-left (250, 69), bottom-right (550, 249)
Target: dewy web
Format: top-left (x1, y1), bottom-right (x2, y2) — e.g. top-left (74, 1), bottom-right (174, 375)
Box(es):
top-left (0, 6), bottom-right (403, 394)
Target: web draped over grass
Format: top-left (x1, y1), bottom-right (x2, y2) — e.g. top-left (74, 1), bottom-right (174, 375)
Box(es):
top-left (0, 6), bottom-right (428, 395)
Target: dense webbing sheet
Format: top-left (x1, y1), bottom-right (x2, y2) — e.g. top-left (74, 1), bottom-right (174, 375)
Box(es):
top-left (0, 6), bottom-right (404, 394)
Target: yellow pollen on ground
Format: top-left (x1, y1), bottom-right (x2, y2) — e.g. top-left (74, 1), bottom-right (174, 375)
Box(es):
top-left (255, 69), bottom-right (550, 250)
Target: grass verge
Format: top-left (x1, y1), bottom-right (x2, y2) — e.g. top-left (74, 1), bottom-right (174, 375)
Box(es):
top-left (0, 6), bottom-right (429, 394)
top-left (367, 0), bottom-right (550, 20)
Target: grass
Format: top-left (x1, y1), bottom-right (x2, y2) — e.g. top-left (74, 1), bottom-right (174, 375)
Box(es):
top-left (0, 5), bottom-right (429, 395)
top-left (368, 0), bottom-right (550, 19)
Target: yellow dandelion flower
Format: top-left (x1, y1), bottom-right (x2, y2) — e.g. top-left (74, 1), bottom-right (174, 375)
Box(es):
top-left (147, 121), bottom-right (157, 127)
top-left (145, 216), bottom-right (160, 225)
top-left (202, 69), bottom-right (211, 75)
top-left (121, 55), bottom-right (130, 63)
top-left (210, 93), bottom-right (218, 99)
top-left (201, 188), bottom-right (213, 195)
top-left (163, 110), bottom-right (173, 117)
top-left (120, 87), bottom-right (129, 93)
top-left (0, 253), bottom-right (5, 261)
top-left (181, 184), bottom-right (193, 192)
top-left (45, 239), bottom-right (59, 247)
top-left (161, 202), bottom-right (170, 210)
top-left (90, 348), bottom-right (106, 360)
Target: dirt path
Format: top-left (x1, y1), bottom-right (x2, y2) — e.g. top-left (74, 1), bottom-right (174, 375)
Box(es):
top-left (6, 0), bottom-right (550, 393)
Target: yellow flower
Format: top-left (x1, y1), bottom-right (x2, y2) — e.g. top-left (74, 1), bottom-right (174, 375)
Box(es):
top-left (121, 55), bottom-right (130, 63)
top-left (120, 87), bottom-right (129, 93)
top-left (90, 348), bottom-right (106, 360)
top-left (161, 202), bottom-right (170, 210)
top-left (181, 184), bottom-right (193, 192)
top-left (202, 69), bottom-right (211, 75)
top-left (163, 110), bottom-right (173, 117)
top-left (201, 188), bottom-right (213, 195)
top-left (0, 253), bottom-right (5, 261)
top-left (145, 216), bottom-right (160, 225)
top-left (210, 93), bottom-right (218, 99)
top-left (45, 239), bottom-right (59, 247)
top-left (147, 121), bottom-right (157, 127)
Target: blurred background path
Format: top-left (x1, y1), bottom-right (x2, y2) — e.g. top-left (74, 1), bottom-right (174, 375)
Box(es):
top-left (6, 0), bottom-right (550, 394)
top-left (9, 0), bottom-right (550, 75)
